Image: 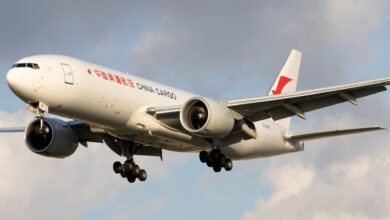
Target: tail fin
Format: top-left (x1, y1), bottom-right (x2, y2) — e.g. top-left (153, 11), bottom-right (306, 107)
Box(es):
top-left (268, 49), bottom-right (302, 128)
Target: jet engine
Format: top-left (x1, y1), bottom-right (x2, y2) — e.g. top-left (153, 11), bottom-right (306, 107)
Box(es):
top-left (25, 118), bottom-right (78, 158)
top-left (180, 97), bottom-right (235, 138)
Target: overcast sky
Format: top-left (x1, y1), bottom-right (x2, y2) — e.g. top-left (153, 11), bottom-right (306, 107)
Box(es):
top-left (0, 1), bottom-right (390, 219)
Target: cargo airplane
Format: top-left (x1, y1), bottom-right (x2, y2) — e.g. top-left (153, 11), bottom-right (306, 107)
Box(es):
top-left (2, 50), bottom-right (389, 183)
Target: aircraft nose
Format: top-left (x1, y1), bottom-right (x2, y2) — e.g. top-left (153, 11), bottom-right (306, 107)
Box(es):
top-left (6, 68), bottom-right (35, 102)
top-left (6, 69), bottom-right (19, 91)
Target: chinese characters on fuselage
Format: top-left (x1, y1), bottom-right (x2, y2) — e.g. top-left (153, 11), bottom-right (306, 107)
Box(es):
top-left (89, 68), bottom-right (177, 100)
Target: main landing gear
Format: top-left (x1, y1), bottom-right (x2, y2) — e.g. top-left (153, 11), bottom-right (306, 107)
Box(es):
top-left (113, 159), bottom-right (147, 183)
top-left (199, 149), bottom-right (233, 172)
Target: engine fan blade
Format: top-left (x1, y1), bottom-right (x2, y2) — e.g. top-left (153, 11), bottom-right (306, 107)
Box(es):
top-left (189, 106), bottom-right (208, 129)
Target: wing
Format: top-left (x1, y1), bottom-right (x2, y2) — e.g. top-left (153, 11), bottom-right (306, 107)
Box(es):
top-left (0, 120), bottom-right (162, 158)
top-left (225, 77), bottom-right (390, 121)
top-left (148, 77), bottom-right (390, 123)
top-left (0, 127), bottom-right (25, 132)
top-left (284, 126), bottom-right (385, 142)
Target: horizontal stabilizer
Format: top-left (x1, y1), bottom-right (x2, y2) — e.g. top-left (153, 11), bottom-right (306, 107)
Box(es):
top-left (284, 126), bottom-right (385, 142)
top-left (0, 127), bottom-right (25, 133)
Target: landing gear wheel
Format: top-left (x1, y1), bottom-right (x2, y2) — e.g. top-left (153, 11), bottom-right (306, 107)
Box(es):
top-left (213, 164), bottom-right (222, 173)
top-left (112, 157), bottom-right (148, 183)
top-left (199, 151), bottom-right (209, 163)
top-left (127, 175), bottom-right (136, 183)
top-left (138, 169), bottom-right (147, 181)
top-left (224, 159), bottom-right (233, 171)
top-left (113, 161), bottom-right (122, 174)
top-left (132, 165), bottom-right (140, 177)
top-left (218, 154), bottom-right (226, 167)
top-left (210, 150), bottom-right (220, 162)
top-left (123, 160), bottom-right (134, 173)
top-left (120, 172), bottom-right (127, 178)
top-left (200, 148), bottom-right (233, 173)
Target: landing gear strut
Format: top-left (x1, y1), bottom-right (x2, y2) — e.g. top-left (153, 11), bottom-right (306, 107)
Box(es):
top-left (199, 149), bottom-right (233, 172)
top-left (113, 159), bottom-right (147, 183)
top-left (32, 102), bottom-right (48, 134)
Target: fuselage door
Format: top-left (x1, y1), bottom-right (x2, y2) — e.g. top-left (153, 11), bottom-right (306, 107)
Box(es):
top-left (61, 63), bottom-right (74, 84)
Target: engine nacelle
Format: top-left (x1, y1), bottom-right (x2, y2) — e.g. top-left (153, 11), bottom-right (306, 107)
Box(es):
top-left (25, 118), bottom-right (78, 158)
top-left (180, 97), bottom-right (235, 138)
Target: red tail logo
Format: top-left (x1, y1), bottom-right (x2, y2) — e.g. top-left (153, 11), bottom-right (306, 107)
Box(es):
top-left (272, 76), bottom-right (292, 95)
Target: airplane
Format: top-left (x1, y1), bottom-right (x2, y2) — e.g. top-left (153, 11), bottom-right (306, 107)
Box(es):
top-left (2, 49), bottom-right (389, 183)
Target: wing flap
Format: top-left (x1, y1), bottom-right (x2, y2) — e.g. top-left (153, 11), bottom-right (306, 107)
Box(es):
top-left (284, 126), bottom-right (385, 142)
top-left (67, 121), bottom-right (104, 144)
top-left (270, 86), bottom-right (386, 121)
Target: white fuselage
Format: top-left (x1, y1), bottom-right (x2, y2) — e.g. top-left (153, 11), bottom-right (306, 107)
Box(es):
top-left (6, 55), bottom-right (302, 160)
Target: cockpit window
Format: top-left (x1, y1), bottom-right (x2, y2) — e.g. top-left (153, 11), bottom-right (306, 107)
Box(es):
top-left (11, 63), bottom-right (40, 69)
top-left (15, 63), bottom-right (26, 68)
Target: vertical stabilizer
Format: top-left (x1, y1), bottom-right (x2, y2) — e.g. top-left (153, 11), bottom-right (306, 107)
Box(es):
top-left (268, 49), bottom-right (302, 128)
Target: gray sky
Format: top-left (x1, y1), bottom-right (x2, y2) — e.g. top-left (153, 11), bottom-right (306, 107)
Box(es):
top-left (0, 1), bottom-right (390, 219)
